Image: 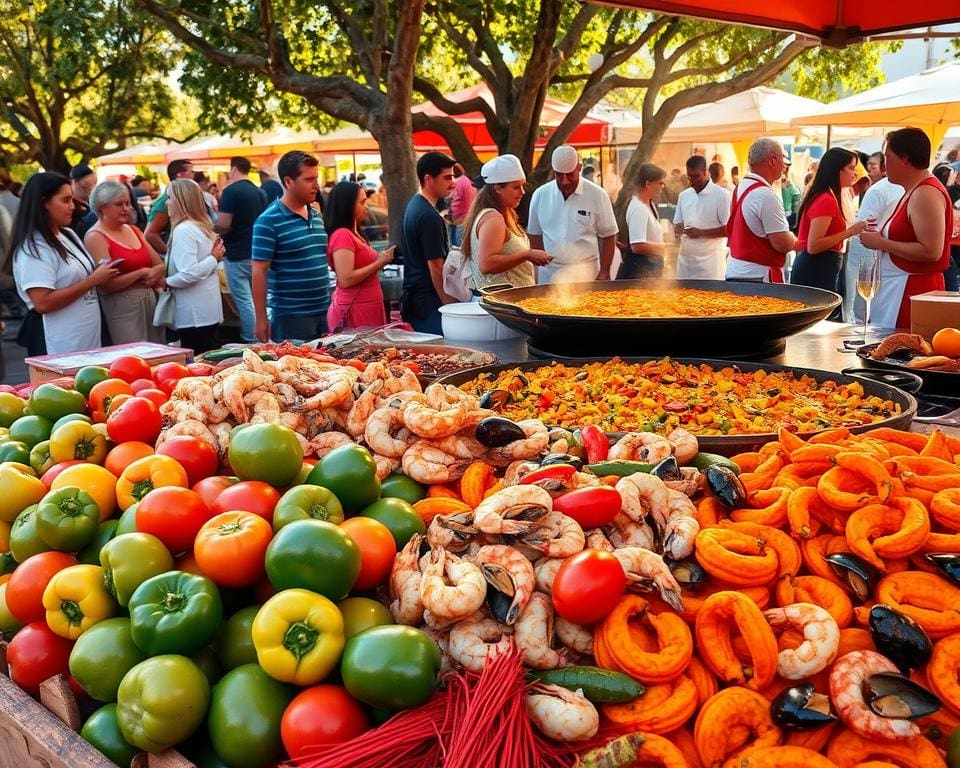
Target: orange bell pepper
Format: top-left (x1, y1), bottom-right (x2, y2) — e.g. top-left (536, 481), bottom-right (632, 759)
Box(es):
top-left (115, 454), bottom-right (189, 511)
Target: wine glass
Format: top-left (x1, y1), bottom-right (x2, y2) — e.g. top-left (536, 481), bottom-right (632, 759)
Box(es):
top-left (857, 250), bottom-right (880, 345)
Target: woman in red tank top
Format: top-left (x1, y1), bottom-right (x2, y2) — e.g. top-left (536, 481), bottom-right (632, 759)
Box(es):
top-left (84, 181), bottom-right (166, 343)
top-left (859, 128), bottom-right (951, 329)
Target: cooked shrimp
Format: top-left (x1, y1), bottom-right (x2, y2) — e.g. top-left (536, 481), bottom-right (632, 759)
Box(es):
top-left (209, 422), bottom-right (232, 457)
top-left (384, 365), bottom-right (421, 396)
top-left (616, 472), bottom-right (671, 533)
top-left (160, 399), bottom-right (208, 424)
top-left (389, 534), bottom-right (426, 625)
top-left (273, 382), bottom-right (302, 409)
top-left (829, 650), bottom-right (920, 741)
top-left (277, 411), bottom-right (307, 434)
top-left (474, 485), bottom-right (553, 536)
top-left (556, 616), bottom-right (594, 656)
top-left (364, 406), bottom-right (409, 458)
top-left (241, 348), bottom-right (270, 375)
top-left (373, 454), bottom-right (399, 480)
top-left (222, 372), bottom-right (273, 422)
top-left (403, 399), bottom-right (469, 439)
top-left (472, 544), bottom-right (536, 625)
top-left (604, 511), bottom-right (657, 551)
top-left (306, 431), bottom-right (354, 458)
top-left (447, 615), bottom-right (513, 673)
top-left (156, 419), bottom-right (219, 452)
top-left (401, 441), bottom-right (471, 484)
top-left (585, 529), bottom-right (615, 553)
top-left (428, 434), bottom-right (487, 460)
top-left (246, 390), bottom-right (282, 424)
top-left (424, 382), bottom-right (472, 409)
top-left (613, 546), bottom-right (684, 612)
top-left (515, 592), bottom-right (571, 670)
top-left (662, 489), bottom-right (700, 560)
top-left (171, 377), bottom-right (216, 414)
top-left (663, 467), bottom-right (704, 497)
top-left (460, 407), bottom-right (498, 431)
top-left (427, 512), bottom-right (480, 552)
top-left (420, 547), bottom-right (487, 621)
top-left (609, 432), bottom-right (672, 463)
top-left (503, 460), bottom-right (540, 486)
top-left (533, 557), bottom-right (564, 595)
top-left (345, 380), bottom-right (384, 438)
top-left (666, 427), bottom-right (699, 464)
top-left (299, 375), bottom-right (356, 411)
top-left (521, 512), bottom-right (586, 559)
top-left (486, 420), bottom-right (549, 464)
top-left (525, 683), bottom-right (599, 742)
top-left (764, 603), bottom-right (840, 679)
top-left (422, 627), bottom-right (454, 677)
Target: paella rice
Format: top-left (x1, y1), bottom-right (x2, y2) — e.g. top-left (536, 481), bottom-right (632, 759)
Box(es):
top-left (456, 358), bottom-right (902, 436)
top-left (511, 287), bottom-right (805, 317)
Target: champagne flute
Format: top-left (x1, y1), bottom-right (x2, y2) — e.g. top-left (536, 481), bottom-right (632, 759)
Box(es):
top-left (857, 250), bottom-right (880, 345)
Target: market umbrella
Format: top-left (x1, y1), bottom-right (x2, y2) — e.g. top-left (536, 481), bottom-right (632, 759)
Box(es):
top-left (96, 141), bottom-right (173, 167)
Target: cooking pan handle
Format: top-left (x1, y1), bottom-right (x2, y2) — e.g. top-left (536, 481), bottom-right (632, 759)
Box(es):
top-left (840, 367), bottom-right (924, 394)
top-left (475, 284), bottom-right (515, 303)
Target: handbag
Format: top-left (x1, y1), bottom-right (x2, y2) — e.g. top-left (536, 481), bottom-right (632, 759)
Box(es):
top-left (152, 251), bottom-right (177, 330)
top-left (442, 246), bottom-right (473, 303)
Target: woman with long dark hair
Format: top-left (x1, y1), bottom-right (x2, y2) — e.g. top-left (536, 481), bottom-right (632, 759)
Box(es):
top-left (791, 148), bottom-right (868, 306)
top-left (324, 181), bottom-right (394, 332)
top-left (10, 172), bottom-right (118, 354)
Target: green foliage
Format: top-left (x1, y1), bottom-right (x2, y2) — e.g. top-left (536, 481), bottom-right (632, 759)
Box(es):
top-left (786, 41), bottom-right (899, 102)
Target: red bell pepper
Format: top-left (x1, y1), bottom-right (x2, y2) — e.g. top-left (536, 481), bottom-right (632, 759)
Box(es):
top-left (580, 425), bottom-right (610, 464)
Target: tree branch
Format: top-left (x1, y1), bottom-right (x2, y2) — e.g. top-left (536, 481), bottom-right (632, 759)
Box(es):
top-left (325, 0), bottom-right (380, 84)
top-left (413, 77), bottom-right (498, 124)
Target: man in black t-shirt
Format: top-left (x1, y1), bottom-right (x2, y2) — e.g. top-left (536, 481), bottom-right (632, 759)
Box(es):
top-left (69, 164), bottom-right (97, 237)
top-left (217, 156), bottom-right (268, 342)
top-left (400, 152), bottom-right (456, 334)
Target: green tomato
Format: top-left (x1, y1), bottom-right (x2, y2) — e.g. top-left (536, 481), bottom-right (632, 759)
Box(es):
top-left (0, 393), bottom-right (26, 428)
top-left (217, 605), bottom-right (260, 671)
top-left (338, 597), bottom-right (393, 640)
top-left (127, 571), bottom-right (223, 655)
top-left (29, 440), bottom-right (53, 476)
top-left (179, 733), bottom-right (234, 768)
top-left (81, 704), bottom-right (140, 768)
top-left (69, 618), bottom-right (147, 702)
top-left (9, 504), bottom-right (50, 562)
top-left (10, 415), bottom-right (52, 448)
top-left (117, 655), bottom-right (210, 752)
top-left (0, 440), bottom-right (31, 466)
top-left (307, 443), bottom-right (380, 512)
top-left (207, 664), bottom-right (295, 768)
top-left (100, 532), bottom-right (175, 606)
top-left (28, 383), bottom-right (87, 422)
top-left (379, 472), bottom-right (427, 504)
top-left (264, 519), bottom-right (360, 601)
top-left (272, 484), bottom-right (344, 531)
top-left (52, 412), bottom-right (93, 432)
top-left (341, 625), bottom-right (441, 710)
top-left (114, 502), bottom-right (139, 535)
top-left (359, 497), bottom-right (426, 549)
top-left (0, 582), bottom-right (23, 636)
top-left (77, 520), bottom-right (118, 565)
top-left (73, 366), bottom-right (111, 399)
top-left (228, 423), bottom-right (303, 488)
top-left (36, 486), bottom-right (101, 551)
top-left (191, 645), bottom-right (223, 687)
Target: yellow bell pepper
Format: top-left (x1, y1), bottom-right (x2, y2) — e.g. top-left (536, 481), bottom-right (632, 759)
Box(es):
top-left (51, 463), bottom-right (119, 521)
top-left (42, 564), bottom-right (116, 639)
top-left (0, 463), bottom-right (48, 523)
top-left (115, 455), bottom-right (189, 511)
top-left (49, 421), bottom-right (108, 465)
top-left (251, 588), bottom-right (344, 686)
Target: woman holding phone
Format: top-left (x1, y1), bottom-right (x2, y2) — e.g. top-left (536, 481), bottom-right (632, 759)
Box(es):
top-left (85, 181), bottom-right (166, 343)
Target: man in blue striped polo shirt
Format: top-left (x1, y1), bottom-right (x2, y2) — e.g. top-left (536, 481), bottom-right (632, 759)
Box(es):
top-left (252, 150), bottom-right (330, 342)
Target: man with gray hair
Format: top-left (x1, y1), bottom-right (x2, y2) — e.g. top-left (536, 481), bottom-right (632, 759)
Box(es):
top-left (725, 138), bottom-right (796, 282)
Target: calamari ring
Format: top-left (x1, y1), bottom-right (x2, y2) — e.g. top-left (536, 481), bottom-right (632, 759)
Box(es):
top-left (694, 591), bottom-right (778, 690)
top-left (825, 730), bottom-right (946, 768)
top-left (925, 632), bottom-right (960, 716)
top-left (693, 686), bottom-right (781, 768)
top-left (733, 745), bottom-right (839, 768)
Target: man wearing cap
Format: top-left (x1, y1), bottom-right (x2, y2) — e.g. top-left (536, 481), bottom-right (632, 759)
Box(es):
top-left (144, 159), bottom-right (197, 254)
top-left (69, 165), bottom-right (98, 238)
top-left (526, 145), bottom-right (618, 284)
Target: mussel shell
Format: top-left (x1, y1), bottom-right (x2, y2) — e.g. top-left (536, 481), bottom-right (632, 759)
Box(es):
top-left (925, 553), bottom-right (960, 586)
top-left (476, 417), bottom-right (526, 447)
top-left (651, 456), bottom-right (682, 482)
top-left (540, 453), bottom-right (584, 471)
top-left (479, 389), bottom-right (512, 410)
top-left (866, 672), bottom-right (941, 720)
top-left (667, 557), bottom-right (708, 588)
top-left (868, 604), bottom-right (932, 673)
top-left (825, 552), bottom-right (879, 602)
top-left (771, 684), bottom-right (838, 730)
top-left (705, 465), bottom-right (747, 508)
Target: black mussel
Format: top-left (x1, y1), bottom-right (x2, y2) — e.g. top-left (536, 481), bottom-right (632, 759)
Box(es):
top-left (667, 558), bottom-right (708, 588)
top-left (481, 562), bottom-right (521, 624)
top-left (705, 465), bottom-right (747, 508)
top-left (540, 453), bottom-right (584, 471)
top-left (866, 672), bottom-right (941, 720)
top-left (479, 389), bottom-right (512, 410)
top-left (771, 684), bottom-right (838, 730)
top-left (825, 552), bottom-right (879, 602)
top-left (476, 417), bottom-right (526, 447)
top-left (925, 553), bottom-right (960, 586)
top-left (651, 456), bottom-right (682, 482)
top-left (511, 373), bottom-right (529, 388)
top-left (868, 604), bottom-right (932, 673)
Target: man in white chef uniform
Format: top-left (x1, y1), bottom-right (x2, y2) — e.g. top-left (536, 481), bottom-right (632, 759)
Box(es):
top-left (527, 145), bottom-right (619, 283)
top-left (673, 155), bottom-right (732, 279)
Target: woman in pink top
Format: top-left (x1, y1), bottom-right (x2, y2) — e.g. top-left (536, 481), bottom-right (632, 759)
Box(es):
top-left (324, 182), bottom-right (395, 332)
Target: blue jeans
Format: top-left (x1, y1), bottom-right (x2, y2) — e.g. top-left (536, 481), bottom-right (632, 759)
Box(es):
top-left (270, 313), bottom-right (328, 343)
top-left (224, 259), bottom-right (256, 343)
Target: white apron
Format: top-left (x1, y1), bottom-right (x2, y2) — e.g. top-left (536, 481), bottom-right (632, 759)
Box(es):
top-left (867, 221), bottom-right (910, 329)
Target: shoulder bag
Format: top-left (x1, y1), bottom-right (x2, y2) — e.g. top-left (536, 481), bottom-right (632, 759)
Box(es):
top-left (153, 250), bottom-right (177, 330)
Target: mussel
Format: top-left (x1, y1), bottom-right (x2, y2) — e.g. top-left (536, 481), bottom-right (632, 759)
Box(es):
top-left (667, 558), bottom-right (708, 589)
top-left (771, 684), bottom-right (838, 730)
top-left (925, 553), bottom-right (960, 586)
top-left (705, 465), bottom-right (747, 508)
top-left (651, 456), bottom-right (682, 482)
top-left (868, 604), bottom-right (932, 673)
top-left (540, 453), bottom-right (584, 471)
top-left (476, 417), bottom-right (526, 448)
top-left (825, 552), bottom-right (879, 602)
top-left (481, 562), bottom-right (520, 624)
top-left (866, 672), bottom-right (941, 720)
top-left (479, 389), bottom-right (512, 410)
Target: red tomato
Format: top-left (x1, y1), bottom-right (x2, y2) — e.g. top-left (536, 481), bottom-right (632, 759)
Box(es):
top-left (106, 396), bottom-right (162, 445)
top-left (134, 388), bottom-right (168, 408)
top-left (6, 622), bottom-right (74, 696)
top-left (108, 355), bottom-right (153, 384)
top-left (41, 460), bottom-right (85, 489)
top-left (153, 362), bottom-right (191, 390)
top-left (88, 379), bottom-right (134, 422)
top-left (281, 685), bottom-right (370, 758)
top-left (552, 486), bottom-right (622, 529)
top-left (129, 378), bottom-right (156, 393)
top-left (192, 475), bottom-right (238, 508)
top-left (551, 549), bottom-right (625, 625)
top-left (137, 487), bottom-right (214, 554)
top-left (580, 425), bottom-right (610, 464)
top-left (211, 481), bottom-right (281, 523)
top-left (194, 511), bottom-right (273, 587)
top-left (6, 551), bottom-right (78, 624)
top-left (158, 435), bottom-right (219, 486)
top-left (340, 518), bottom-right (397, 590)
top-left (186, 363), bottom-right (215, 377)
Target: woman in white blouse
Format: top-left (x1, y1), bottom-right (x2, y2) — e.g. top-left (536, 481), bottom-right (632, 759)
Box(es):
top-left (620, 163), bottom-right (667, 279)
top-left (162, 179), bottom-right (225, 353)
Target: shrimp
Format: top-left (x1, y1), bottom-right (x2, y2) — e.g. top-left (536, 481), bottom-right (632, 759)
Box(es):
top-left (613, 546), bottom-right (684, 612)
top-left (246, 390), bottom-right (282, 424)
top-left (156, 419), bottom-right (219, 453)
top-left (525, 683), bottom-right (599, 742)
top-left (273, 382), bottom-right (301, 409)
top-left (534, 557), bottom-right (564, 595)
top-left (616, 473), bottom-right (671, 533)
top-left (764, 603), bottom-right (840, 679)
top-left (666, 427), bottom-right (699, 465)
top-left (604, 511), bottom-right (657, 551)
top-left (447, 615), bottom-right (513, 673)
top-left (473, 485), bottom-right (553, 536)
top-left (241, 348), bottom-right (271, 375)
top-left (374, 454), bottom-right (400, 480)
top-left (299, 374), bottom-right (356, 411)
top-left (221, 372), bottom-right (273, 422)
top-left (420, 546), bottom-right (487, 621)
top-left (424, 383), bottom-right (471, 409)
top-left (277, 411), bottom-right (307, 434)
top-left (306, 431), bottom-right (353, 458)
top-left (428, 512), bottom-right (480, 553)
top-left (521, 512), bottom-right (586, 559)
top-left (472, 544), bottom-right (536, 625)
top-left (209, 422), bottom-right (233, 457)
top-left (609, 432), bottom-right (672, 463)
top-left (384, 365), bottom-right (421, 396)
top-left (402, 399), bottom-right (469, 439)
top-left (486, 420), bottom-right (549, 464)
top-left (829, 650), bottom-right (920, 741)
top-left (503, 460), bottom-right (540, 486)
top-left (662, 489), bottom-right (700, 560)
top-left (160, 399), bottom-right (208, 425)
top-left (401, 441), bottom-right (471, 484)
top-left (585, 529), bottom-right (615, 553)
top-left (663, 467), bottom-right (704, 497)
top-left (422, 627), bottom-right (454, 677)
top-left (428, 434), bottom-right (488, 460)
top-left (556, 616), bottom-right (594, 656)
top-left (345, 380), bottom-right (384, 438)
top-left (389, 534), bottom-right (426, 625)
top-left (515, 592), bottom-right (571, 670)
top-left (171, 377), bottom-right (216, 414)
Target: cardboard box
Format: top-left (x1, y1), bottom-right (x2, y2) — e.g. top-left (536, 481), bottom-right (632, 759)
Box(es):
top-left (25, 342), bottom-right (191, 385)
top-left (910, 291), bottom-right (960, 341)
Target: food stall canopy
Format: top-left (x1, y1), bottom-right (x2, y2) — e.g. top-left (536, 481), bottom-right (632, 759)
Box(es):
top-left (583, 0), bottom-right (960, 46)
top-left (791, 61), bottom-right (960, 150)
top-left (96, 141), bottom-right (174, 166)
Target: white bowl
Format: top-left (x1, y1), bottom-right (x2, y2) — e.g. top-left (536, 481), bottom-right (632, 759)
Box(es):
top-left (438, 302), bottom-right (521, 342)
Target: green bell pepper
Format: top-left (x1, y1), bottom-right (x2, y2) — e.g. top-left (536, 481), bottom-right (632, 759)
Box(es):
top-left (73, 366), bottom-right (110, 399)
top-left (81, 704), bottom-right (140, 768)
top-left (77, 520), bottom-right (117, 565)
top-left (36, 487), bottom-right (101, 552)
top-left (9, 504), bottom-right (50, 562)
top-left (28, 383), bottom-right (87, 422)
top-left (114, 502), bottom-right (138, 535)
top-left (29, 440), bottom-right (54, 476)
top-left (0, 440), bottom-right (31, 466)
top-left (128, 570), bottom-right (223, 656)
top-left (100, 532), bottom-right (174, 606)
top-left (217, 605), bottom-right (260, 671)
top-left (272, 484), bottom-right (344, 531)
top-left (69, 617), bottom-right (147, 702)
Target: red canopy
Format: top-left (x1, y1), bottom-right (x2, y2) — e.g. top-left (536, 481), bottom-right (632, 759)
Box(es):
top-left (586, 0), bottom-right (960, 46)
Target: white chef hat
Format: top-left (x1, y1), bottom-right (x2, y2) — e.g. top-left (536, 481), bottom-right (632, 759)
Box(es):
top-left (480, 154), bottom-right (526, 185)
top-left (551, 145), bottom-right (580, 174)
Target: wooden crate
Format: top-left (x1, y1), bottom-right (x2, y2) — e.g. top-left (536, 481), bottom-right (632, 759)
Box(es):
top-left (25, 342), bottom-right (191, 385)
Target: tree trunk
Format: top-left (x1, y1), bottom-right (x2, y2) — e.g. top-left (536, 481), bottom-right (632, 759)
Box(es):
top-left (370, 119), bottom-right (419, 247)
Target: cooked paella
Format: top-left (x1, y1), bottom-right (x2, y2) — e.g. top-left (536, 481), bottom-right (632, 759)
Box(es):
top-left (456, 358), bottom-right (902, 436)
top-left (510, 287), bottom-right (805, 318)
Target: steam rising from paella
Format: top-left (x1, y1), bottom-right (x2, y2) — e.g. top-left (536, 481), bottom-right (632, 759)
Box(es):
top-left (511, 287), bottom-right (805, 318)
